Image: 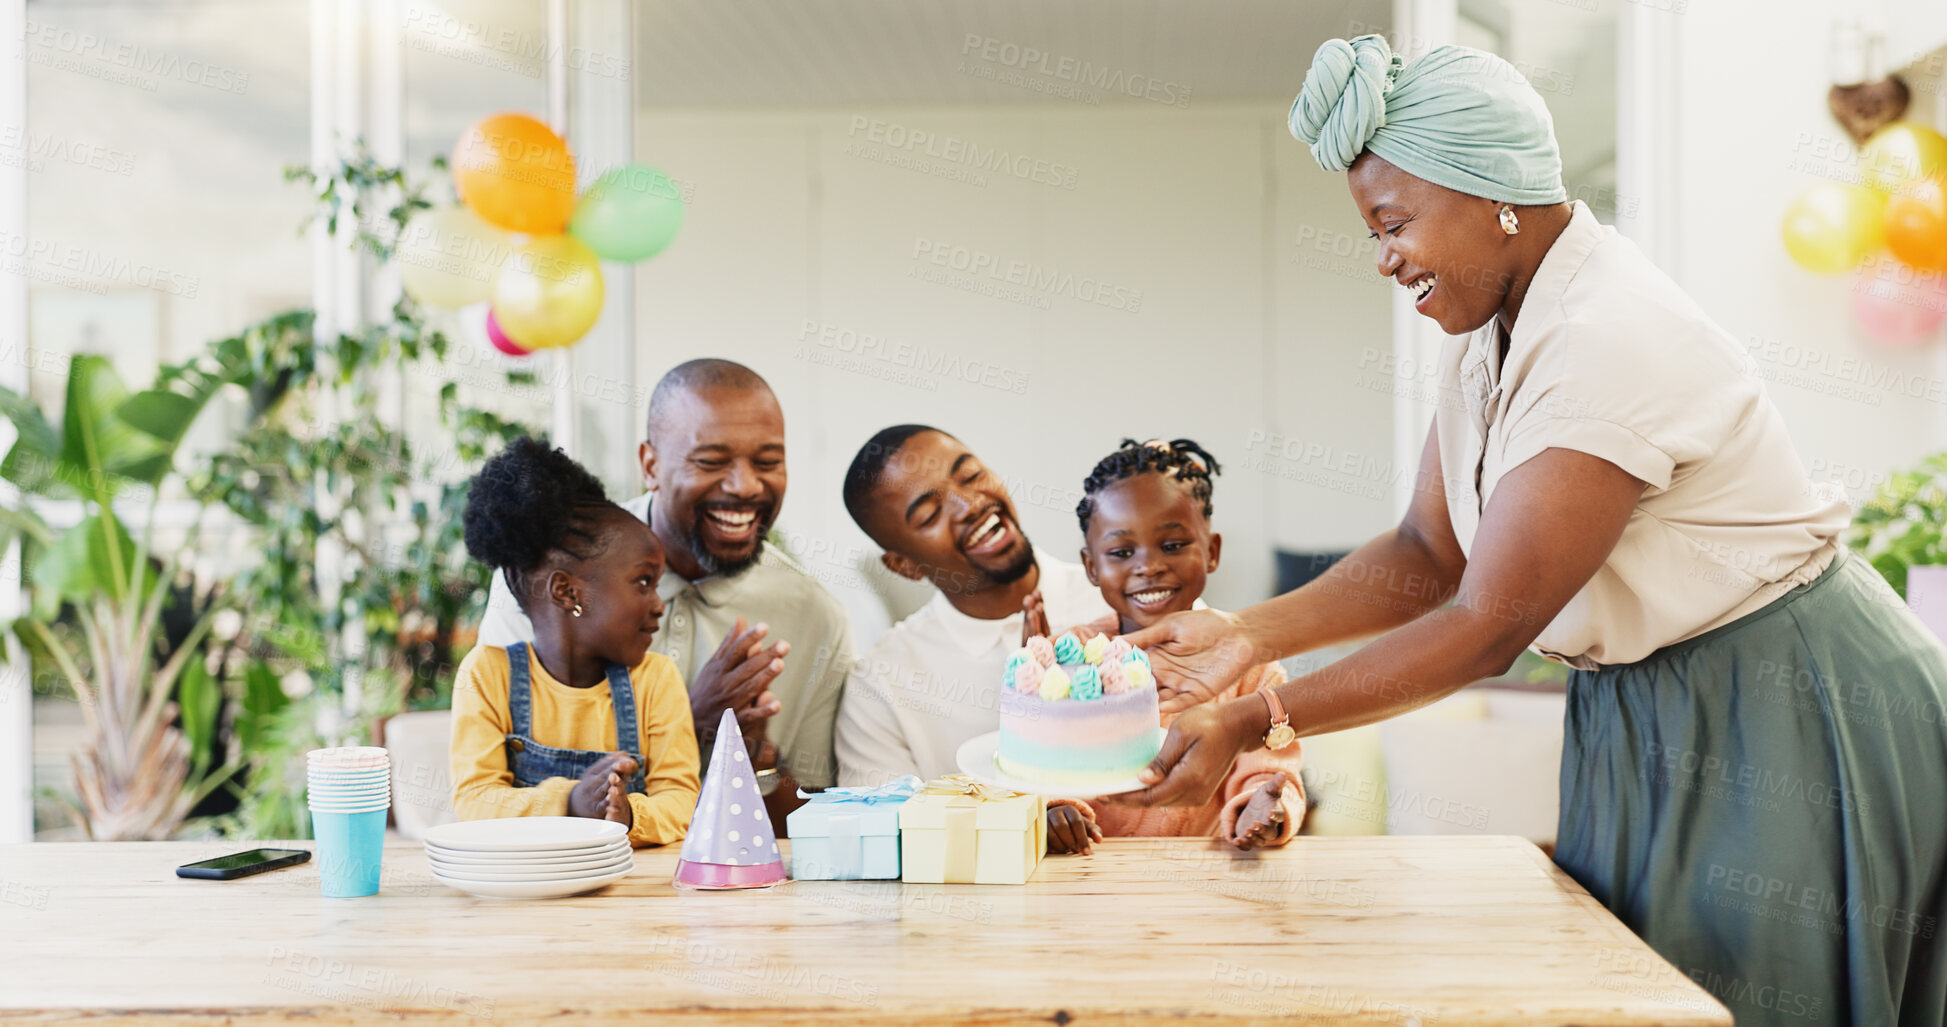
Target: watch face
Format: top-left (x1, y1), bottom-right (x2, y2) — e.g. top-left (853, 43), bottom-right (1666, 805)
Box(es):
top-left (1265, 724), bottom-right (1298, 750)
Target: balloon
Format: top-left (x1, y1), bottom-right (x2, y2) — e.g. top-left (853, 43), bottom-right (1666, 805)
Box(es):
top-left (1885, 176), bottom-right (1947, 271)
top-left (394, 206), bottom-right (513, 309)
top-left (451, 113), bottom-right (577, 234)
top-left (485, 309), bottom-right (531, 357)
top-left (491, 235), bottom-right (605, 350)
top-left (1853, 260), bottom-right (1947, 347)
top-left (1781, 183), bottom-right (1884, 273)
top-left (569, 164), bottom-right (686, 262)
top-left (1861, 123), bottom-right (1947, 194)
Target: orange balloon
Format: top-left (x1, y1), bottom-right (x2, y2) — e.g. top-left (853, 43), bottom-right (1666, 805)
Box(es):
top-left (1886, 177), bottom-right (1947, 272)
top-left (450, 113), bottom-right (577, 234)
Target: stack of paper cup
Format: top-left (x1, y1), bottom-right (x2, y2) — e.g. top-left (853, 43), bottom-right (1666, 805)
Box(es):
top-left (307, 746), bottom-right (391, 897)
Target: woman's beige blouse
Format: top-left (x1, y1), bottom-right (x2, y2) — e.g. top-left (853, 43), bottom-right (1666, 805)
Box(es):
top-left (1432, 202), bottom-right (1851, 669)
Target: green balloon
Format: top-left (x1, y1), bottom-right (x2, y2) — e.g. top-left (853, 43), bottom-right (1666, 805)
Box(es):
top-left (569, 164), bottom-right (685, 262)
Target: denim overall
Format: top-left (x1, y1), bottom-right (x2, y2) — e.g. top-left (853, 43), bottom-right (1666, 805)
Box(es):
top-left (504, 642), bottom-right (647, 793)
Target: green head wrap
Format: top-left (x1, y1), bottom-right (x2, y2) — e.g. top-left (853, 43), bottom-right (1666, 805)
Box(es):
top-left (1288, 34), bottom-right (1567, 206)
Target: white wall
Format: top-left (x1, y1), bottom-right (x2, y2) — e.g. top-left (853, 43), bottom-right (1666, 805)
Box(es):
top-left (628, 102), bottom-right (1395, 646)
top-left (1667, 2), bottom-right (1947, 507)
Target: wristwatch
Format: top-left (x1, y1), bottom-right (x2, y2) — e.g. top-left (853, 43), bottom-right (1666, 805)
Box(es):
top-left (1259, 689), bottom-right (1297, 750)
top-left (754, 755), bottom-right (787, 797)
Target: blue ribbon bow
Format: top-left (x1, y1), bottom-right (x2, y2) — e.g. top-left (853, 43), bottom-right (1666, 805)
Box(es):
top-left (798, 775), bottom-right (923, 804)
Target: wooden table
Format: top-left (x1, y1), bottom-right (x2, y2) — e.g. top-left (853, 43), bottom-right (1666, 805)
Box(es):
top-left (0, 836), bottom-right (1729, 1025)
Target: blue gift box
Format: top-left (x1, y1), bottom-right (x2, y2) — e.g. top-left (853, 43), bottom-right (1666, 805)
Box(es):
top-left (786, 776), bottom-right (921, 880)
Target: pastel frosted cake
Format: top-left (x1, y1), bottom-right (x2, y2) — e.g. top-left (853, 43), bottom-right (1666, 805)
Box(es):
top-left (996, 631), bottom-right (1163, 787)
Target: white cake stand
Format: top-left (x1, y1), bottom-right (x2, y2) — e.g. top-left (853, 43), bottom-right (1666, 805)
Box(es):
top-left (953, 731), bottom-right (1156, 800)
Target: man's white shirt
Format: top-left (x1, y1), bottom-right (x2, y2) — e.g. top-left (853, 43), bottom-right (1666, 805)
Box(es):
top-left (834, 550), bottom-right (1113, 785)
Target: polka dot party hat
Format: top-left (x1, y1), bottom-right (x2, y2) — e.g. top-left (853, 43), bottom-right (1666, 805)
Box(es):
top-left (673, 708), bottom-right (788, 889)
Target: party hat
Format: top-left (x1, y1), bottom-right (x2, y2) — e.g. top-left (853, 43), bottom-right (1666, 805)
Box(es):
top-left (673, 708), bottom-right (787, 889)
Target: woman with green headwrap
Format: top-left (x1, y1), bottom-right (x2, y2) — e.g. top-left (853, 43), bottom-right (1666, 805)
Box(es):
top-left (1113, 34), bottom-right (1947, 1026)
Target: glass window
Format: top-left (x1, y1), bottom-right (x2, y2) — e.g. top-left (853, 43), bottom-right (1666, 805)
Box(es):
top-left (22, 0), bottom-right (312, 837)
top-left (1459, 0), bottom-right (1624, 223)
top-left (398, 0), bottom-right (553, 473)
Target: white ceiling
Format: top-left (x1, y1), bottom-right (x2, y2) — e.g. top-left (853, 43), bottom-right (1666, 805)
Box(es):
top-left (633, 0), bottom-right (1394, 108)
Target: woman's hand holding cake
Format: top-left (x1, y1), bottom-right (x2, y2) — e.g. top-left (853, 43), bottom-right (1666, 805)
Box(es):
top-left (1118, 608), bottom-right (1265, 717)
top-left (1113, 701), bottom-right (1260, 808)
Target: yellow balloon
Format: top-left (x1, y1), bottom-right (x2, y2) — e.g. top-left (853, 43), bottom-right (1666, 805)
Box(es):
top-left (1861, 123), bottom-right (1947, 194)
top-left (395, 207), bottom-right (514, 309)
top-left (491, 234), bottom-right (605, 350)
top-left (1781, 183), bottom-right (1885, 273)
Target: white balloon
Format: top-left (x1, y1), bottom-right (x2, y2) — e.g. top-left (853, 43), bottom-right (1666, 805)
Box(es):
top-left (396, 207), bottom-right (515, 309)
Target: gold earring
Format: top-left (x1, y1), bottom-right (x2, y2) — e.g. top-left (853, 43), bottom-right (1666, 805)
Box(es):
top-left (1499, 205), bottom-right (1520, 235)
top-left (572, 602), bottom-right (584, 618)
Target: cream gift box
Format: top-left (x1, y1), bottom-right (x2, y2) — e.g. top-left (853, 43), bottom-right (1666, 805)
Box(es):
top-left (897, 776), bottom-right (1046, 885)
top-left (786, 776), bottom-right (920, 881)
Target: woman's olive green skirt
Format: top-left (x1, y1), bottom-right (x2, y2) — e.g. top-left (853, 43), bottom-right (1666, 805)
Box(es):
top-left (1556, 549), bottom-right (1947, 1026)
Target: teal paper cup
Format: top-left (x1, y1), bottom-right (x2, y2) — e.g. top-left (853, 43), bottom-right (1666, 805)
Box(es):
top-left (311, 807), bottom-right (386, 897)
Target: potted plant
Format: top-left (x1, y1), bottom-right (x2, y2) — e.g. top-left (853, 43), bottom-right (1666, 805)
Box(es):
top-left (0, 355), bottom-right (240, 839)
top-left (1845, 451), bottom-right (1947, 636)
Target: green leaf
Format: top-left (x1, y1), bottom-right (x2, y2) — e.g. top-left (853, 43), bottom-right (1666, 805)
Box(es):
top-left (0, 385), bottom-right (63, 496)
top-left (36, 511), bottom-right (143, 603)
top-left (116, 390), bottom-right (200, 447)
top-left (0, 505), bottom-right (51, 550)
top-left (237, 661), bottom-right (289, 757)
top-left (178, 658), bottom-right (219, 778)
top-left (108, 453), bottom-right (175, 487)
top-left (58, 355), bottom-right (165, 503)
top-left (25, 557), bottom-right (57, 622)
top-left (37, 519), bottom-right (103, 601)
top-left (0, 445), bottom-right (65, 498)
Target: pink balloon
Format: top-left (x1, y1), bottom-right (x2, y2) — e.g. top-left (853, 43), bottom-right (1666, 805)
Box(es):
top-left (1852, 267), bottom-right (1947, 347)
top-left (486, 309), bottom-right (531, 357)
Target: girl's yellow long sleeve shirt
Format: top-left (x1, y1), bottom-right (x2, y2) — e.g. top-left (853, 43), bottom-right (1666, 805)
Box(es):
top-left (448, 645), bottom-right (699, 847)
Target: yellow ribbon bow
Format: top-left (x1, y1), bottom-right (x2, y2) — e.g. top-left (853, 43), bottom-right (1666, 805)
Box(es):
top-left (918, 774), bottom-right (1025, 802)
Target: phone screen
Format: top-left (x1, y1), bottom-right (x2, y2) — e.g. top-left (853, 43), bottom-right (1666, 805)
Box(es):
top-left (182, 848), bottom-right (306, 871)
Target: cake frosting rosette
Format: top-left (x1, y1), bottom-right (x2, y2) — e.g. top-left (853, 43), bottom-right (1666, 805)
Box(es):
top-left (995, 631), bottom-right (1163, 787)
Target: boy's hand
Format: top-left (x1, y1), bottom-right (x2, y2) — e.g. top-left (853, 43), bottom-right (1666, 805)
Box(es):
top-left (1046, 802), bottom-right (1102, 855)
top-left (568, 752), bottom-right (637, 822)
top-left (1021, 590), bottom-right (1052, 646)
top-left (1225, 771), bottom-right (1292, 850)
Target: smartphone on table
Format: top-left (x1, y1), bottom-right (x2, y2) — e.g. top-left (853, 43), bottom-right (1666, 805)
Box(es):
top-left (176, 848), bottom-right (311, 880)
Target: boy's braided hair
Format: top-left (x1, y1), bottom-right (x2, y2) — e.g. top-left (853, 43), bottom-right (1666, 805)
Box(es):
top-left (1075, 438), bottom-right (1222, 533)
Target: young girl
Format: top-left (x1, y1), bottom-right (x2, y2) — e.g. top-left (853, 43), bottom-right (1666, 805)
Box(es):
top-left (450, 436), bottom-right (699, 847)
top-left (1026, 438), bottom-right (1305, 854)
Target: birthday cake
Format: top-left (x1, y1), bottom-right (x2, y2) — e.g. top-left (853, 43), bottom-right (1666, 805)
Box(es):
top-left (995, 631), bottom-right (1163, 787)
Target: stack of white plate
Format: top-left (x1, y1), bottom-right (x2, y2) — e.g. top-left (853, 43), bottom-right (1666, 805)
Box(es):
top-left (423, 817), bottom-right (633, 898)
